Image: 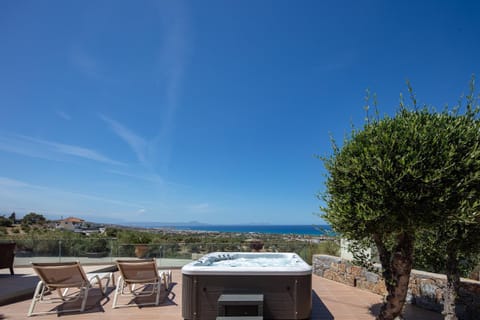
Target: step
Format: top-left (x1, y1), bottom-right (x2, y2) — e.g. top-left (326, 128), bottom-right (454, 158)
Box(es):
top-left (218, 294), bottom-right (264, 305)
top-left (216, 317), bottom-right (263, 320)
top-left (217, 294), bottom-right (264, 317)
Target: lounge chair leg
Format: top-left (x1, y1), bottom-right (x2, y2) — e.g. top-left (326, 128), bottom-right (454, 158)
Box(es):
top-left (159, 270), bottom-right (172, 291)
top-left (102, 274), bottom-right (110, 295)
top-left (155, 281), bottom-right (161, 305)
top-left (80, 287), bottom-right (89, 312)
top-left (112, 276), bottom-right (123, 309)
top-left (94, 275), bottom-right (105, 296)
top-left (59, 288), bottom-right (69, 299)
top-left (27, 281), bottom-right (44, 316)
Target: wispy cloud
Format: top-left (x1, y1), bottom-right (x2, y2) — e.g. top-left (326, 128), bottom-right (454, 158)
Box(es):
top-left (107, 169), bottom-right (163, 184)
top-left (96, 3), bottom-right (191, 174)
top-left (99, 114), bottom-right (149, 166)
top-left (0, 134), bottom-right (122, 166)
top-left (57, 111), bottom-right (72, 120)
top-left (150, 2), bottom-right (191, 172)
top-left (0, 176), bottom-right (144, 210)
top-left (0, 177), bottom-right (31, 188)
top-left (158, 3), bottom-right (190, 112)
top-left (20, 135), bottom-right (123, 165)
top-left (0, 176), bottom-right (143, 208)
top-left (0, 135), bottom-right (57, 162)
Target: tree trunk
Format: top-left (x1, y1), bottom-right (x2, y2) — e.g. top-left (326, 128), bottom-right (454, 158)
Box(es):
top-left (443, 250), bottom-right (460, 320)
top-left (373, 232), bottom-right (414, 320)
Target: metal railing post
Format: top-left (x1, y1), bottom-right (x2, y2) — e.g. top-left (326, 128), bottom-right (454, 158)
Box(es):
top-left (58, 239), bottom-right (62, 262)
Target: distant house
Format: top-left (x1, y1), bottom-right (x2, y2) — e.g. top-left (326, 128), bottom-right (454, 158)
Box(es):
top-left (56, 217), bottom-right (85, 231)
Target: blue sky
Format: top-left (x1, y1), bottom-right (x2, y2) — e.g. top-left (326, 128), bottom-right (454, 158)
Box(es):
top-left (0, 1), bottom-right (479, 225)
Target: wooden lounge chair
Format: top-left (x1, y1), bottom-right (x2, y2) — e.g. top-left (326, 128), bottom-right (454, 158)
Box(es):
top-left (113, 259), bottom-right (172, 308)
top-left (28, 261), bottom-right (113, 316)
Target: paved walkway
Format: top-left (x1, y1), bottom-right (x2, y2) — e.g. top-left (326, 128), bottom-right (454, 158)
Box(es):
top-left (0, 267), bottom-right (442, 320)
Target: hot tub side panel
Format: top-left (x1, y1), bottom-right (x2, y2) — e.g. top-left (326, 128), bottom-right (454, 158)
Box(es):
top-left (182, 274), bottom-right (195, 319)
top-left (182, 274), bottom-right (312, 320)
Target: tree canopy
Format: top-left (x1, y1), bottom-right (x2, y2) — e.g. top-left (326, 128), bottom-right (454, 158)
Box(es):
top-left (321, 85), bottom-right (480, 320)
top-left (0, 215), bottom-right (12, 227)
top-left (21, 212), bottom-right (47, 225)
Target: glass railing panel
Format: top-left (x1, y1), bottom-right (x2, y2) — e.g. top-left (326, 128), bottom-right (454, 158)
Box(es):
top-left (8, 238), bottom-right (116, 265)
top-left (3, 237), bottom-right (332, 267)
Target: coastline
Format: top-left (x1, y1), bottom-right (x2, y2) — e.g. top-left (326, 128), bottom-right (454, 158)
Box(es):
top-left (119, 224), bottom-right (332, 236)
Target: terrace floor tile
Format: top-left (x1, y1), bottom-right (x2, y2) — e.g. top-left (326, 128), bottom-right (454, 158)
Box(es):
top-left (1, 268), bottom-right (442, 320)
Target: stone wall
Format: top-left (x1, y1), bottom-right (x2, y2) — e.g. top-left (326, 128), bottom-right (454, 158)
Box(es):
top-left (313, 254), bottom-right (480, 319)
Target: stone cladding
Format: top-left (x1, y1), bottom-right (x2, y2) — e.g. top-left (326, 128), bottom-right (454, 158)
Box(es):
top-left (313, 254), bottom-right (480, 319)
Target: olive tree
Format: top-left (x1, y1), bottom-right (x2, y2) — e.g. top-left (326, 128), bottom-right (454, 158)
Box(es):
top-left (321, 89), bottom-right (480, 320)
top-left (415, 223), bottom-right (480, 319)
top-left (412, 95), bottom-right (480, 319)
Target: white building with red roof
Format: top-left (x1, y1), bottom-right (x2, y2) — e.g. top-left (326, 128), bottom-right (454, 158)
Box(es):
top-left (55, 217), bottom-right (85, 231)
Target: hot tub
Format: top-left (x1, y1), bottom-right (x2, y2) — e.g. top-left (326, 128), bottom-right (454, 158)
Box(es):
top-left (182, 252), bottom-right (312, 320)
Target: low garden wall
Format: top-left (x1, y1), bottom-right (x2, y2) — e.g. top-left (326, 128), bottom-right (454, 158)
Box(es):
top-left (312, 254), bottom-right (480, 319)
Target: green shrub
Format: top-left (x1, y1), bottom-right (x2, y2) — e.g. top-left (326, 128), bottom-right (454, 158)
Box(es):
top-left (316, 240), bottom-right (340, 256)
top-left (0, 215), bottom-right (12, 227)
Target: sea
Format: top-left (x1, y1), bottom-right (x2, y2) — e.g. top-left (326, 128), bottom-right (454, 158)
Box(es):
top-left (136, 224), bottom-right (332, 236)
